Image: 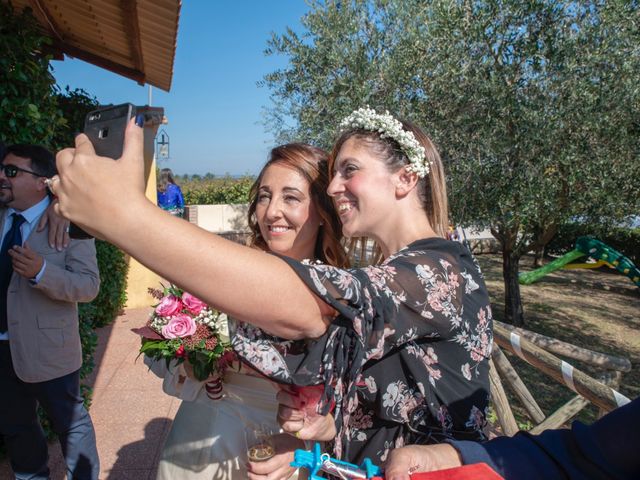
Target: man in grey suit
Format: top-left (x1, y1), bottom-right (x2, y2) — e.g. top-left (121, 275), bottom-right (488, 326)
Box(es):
top-left (0, 145), bottom-right (100, 479)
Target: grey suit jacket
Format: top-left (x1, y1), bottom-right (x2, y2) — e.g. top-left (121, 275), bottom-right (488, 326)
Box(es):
top-left (1, 209), bottom-right (100, 382)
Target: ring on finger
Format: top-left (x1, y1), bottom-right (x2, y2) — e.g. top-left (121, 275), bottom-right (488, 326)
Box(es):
top-left (45, 175), bottom-right (60, 191)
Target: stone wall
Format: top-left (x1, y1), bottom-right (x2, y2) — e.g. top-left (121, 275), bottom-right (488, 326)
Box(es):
top-left (184, 204), bottom-right (251, 245)
top-left (184, 204), bottom-right (500, 253)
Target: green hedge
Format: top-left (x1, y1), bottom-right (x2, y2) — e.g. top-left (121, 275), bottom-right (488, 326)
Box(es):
top-left (80, 240), bottom-right (129, 329)
top-left (182, 176), bottom-right (254, 205)
top-left (78, 240), bottom-right (129, 392)
top-left (546, 223), bottom-right (640, 265)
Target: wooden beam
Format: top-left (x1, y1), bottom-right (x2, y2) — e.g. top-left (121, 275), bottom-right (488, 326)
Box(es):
top-left (489, 358), bottom-right (519, 436)
top-left (529, 395), bottom-right (589, 434)
top-left (30, 0), bottom-right (64, 41)
top-left (529, 371), bottom-right (619, 434)
top-left (494, 322), bottom-right (630, 413)
top-left (121, 0), bottom-right (145, 73)
top-left (598, 371), bottom-right (622, 419)
top-left (492, 346), bottom-right (546, 424)
top-left (495, 321), bottom-right (631, 372)
top-left (51, 40), bottom-right (146, 85)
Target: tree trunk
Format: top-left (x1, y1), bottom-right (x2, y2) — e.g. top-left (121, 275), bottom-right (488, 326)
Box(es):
top-left (503, 250), bottom-right (525, 326)
top-left (531, 223), bottom-right (558, 268)
top-left (532, 247), bottom-right (544, 268)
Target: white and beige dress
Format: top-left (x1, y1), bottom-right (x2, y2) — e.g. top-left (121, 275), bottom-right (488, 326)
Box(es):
top-left (148, 355), bottom-right (301, 479)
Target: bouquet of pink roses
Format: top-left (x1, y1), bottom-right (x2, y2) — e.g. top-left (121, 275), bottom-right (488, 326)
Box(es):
top-left (133, 284), bottom-right (234, 382)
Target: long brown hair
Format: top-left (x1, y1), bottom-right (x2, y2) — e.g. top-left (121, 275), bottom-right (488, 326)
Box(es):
top-left (248, 143), bottom-right (349, 268)
top-left (157, 168), bottom-right (178, 193)
top-left (329, 120), bottom-right (449, 239)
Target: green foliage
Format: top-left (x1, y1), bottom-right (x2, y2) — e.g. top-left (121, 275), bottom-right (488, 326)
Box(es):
top-left (79, 240), bottom-right (129, 328)
top-left (77, 316), bottom-right (98, 394)
top-left (139, 338), bottom-right (227, 382)
top-left (262, 0), bottom-right (640, 324)
top-left (182, 176), bottom-right (254, 205)
top-left (51, 86), bottom-right (99, 150)
top-left (0, 3), bottom-right (98, 150)
top-left (0, 3), bottom-right (65, 146)
top-left (546, 224), bottom-right (640, 265)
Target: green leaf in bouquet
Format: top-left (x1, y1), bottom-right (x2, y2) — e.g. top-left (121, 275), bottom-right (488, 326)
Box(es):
top-left (164, 352), bottom-right (184, 370)
top-left (140, 339), bottom-right (167, 357)
top-left (189, 356), bottom-right (210, 382)
top-left (164, 283), bottom-right (184, 298)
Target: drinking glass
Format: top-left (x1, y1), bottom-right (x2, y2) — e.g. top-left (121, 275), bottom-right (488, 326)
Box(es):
top-left (245, 424), bottom-right (276, 462)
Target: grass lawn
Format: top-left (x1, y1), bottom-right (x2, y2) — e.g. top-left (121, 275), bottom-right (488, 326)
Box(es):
top-left (477, 253), bottom-right (639, 429)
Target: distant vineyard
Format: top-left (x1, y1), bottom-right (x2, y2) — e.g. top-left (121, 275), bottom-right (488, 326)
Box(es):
top-left (178, 175), bottom-right (255, 205)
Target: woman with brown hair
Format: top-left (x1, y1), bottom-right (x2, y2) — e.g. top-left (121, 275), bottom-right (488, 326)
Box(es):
top-left (156, 167), bottom-right (185, 217)
top-left (156, 143), bottom-right (346, 480)
top-left (53, 107), bottom-right (492, 470)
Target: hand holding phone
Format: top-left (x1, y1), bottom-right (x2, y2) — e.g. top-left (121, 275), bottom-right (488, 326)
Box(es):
top-left (68, 103), bottom-right (137, 239)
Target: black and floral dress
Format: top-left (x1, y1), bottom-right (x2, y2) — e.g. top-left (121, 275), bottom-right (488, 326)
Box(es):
top-left (233, 238), bottom-right (493, 465)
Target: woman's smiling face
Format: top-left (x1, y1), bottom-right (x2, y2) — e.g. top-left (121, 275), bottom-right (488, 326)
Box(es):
top-left (255, 163), bottom-right (321, 261)
top-left (328, 137), bottom-right (398, 240)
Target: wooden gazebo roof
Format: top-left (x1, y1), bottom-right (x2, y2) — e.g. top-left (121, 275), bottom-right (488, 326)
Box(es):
top-left (6, 0), bottom-right (180, 91)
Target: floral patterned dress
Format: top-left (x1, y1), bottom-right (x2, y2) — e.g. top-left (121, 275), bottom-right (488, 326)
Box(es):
top-left (233, 238), bottom-right (493, 465)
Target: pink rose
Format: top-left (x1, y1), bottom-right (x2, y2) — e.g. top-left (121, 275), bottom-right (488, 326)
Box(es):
top-left (182, 292), bottom-right (207, 315)
top-left (162, 313), bottom-right (197, 339)
top-left (155, 295), bottom-right (183, 317)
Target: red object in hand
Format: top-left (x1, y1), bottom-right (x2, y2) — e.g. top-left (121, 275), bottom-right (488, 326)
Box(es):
top-left (372, 463), bottom-right (503, 480)
top-left (290, 385), bottom-right (334, 416)
top-left (411, 463), bottom-right (503, 479)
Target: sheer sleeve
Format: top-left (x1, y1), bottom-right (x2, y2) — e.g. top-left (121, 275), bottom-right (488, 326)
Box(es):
top-left (233, 240), bottom-right (493, 462)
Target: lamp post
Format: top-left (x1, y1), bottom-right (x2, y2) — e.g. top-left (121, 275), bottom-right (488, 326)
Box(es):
top-left (155, 129), bottom-right (170, 161)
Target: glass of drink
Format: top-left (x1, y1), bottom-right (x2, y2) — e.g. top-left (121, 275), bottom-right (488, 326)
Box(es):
top-left (245, 424), bottom-right (276, 462)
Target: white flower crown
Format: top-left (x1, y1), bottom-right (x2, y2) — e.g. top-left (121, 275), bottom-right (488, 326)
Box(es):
top-left (339, 106), bottom-right (429, 178)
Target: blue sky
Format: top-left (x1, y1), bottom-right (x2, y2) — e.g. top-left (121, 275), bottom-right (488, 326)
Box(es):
top-left (51, 1), bottom-right (310, 176)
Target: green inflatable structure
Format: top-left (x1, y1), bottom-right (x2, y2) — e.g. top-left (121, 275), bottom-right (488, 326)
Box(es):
top-left (519, 236), bottom-right (640, 288)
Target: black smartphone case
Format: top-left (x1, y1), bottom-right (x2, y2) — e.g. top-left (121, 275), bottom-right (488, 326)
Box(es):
top-left (70, 103), bottom-right (137, 239)
top-left (83, 103), bottom-right (137, 159)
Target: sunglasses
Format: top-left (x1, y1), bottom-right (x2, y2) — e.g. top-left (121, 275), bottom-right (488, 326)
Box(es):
top-left (0, 164), bottom-right (47, 178)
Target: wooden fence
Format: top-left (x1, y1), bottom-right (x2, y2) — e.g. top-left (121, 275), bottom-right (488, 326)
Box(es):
top-left (490, 320), bottom-right (631, 436)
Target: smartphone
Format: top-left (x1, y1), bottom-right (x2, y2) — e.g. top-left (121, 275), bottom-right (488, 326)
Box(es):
top-left (83, 103), bottom-right (137, 159)
top-left (69, 103), bottom-right (137, 239)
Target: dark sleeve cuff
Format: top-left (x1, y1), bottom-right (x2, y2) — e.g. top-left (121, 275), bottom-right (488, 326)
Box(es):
top-left (446, 439), bottom-right (501, 474)
top-left (450, 430), bottom-right (579, 480)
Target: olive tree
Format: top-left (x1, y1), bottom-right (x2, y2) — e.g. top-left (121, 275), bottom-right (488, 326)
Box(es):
top-left (262, 0), bottom-right (639, 325)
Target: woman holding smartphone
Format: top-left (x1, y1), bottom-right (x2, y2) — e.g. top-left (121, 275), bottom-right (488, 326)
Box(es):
top-left (53, 108), bottom-right (492, 466)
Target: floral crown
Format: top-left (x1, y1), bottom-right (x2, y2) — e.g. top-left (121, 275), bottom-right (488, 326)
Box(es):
top-left (339, 106), bottom-right (429, 178)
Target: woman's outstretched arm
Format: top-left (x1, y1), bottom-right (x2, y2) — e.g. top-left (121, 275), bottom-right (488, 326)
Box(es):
top-left (55, 119), bottom-right (330, 339)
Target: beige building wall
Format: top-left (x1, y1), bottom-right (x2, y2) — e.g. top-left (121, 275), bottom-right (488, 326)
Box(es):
top-left (125, 121), bottom-right (162, 308)
top-left (184, 204), bottom-right (249, 233)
